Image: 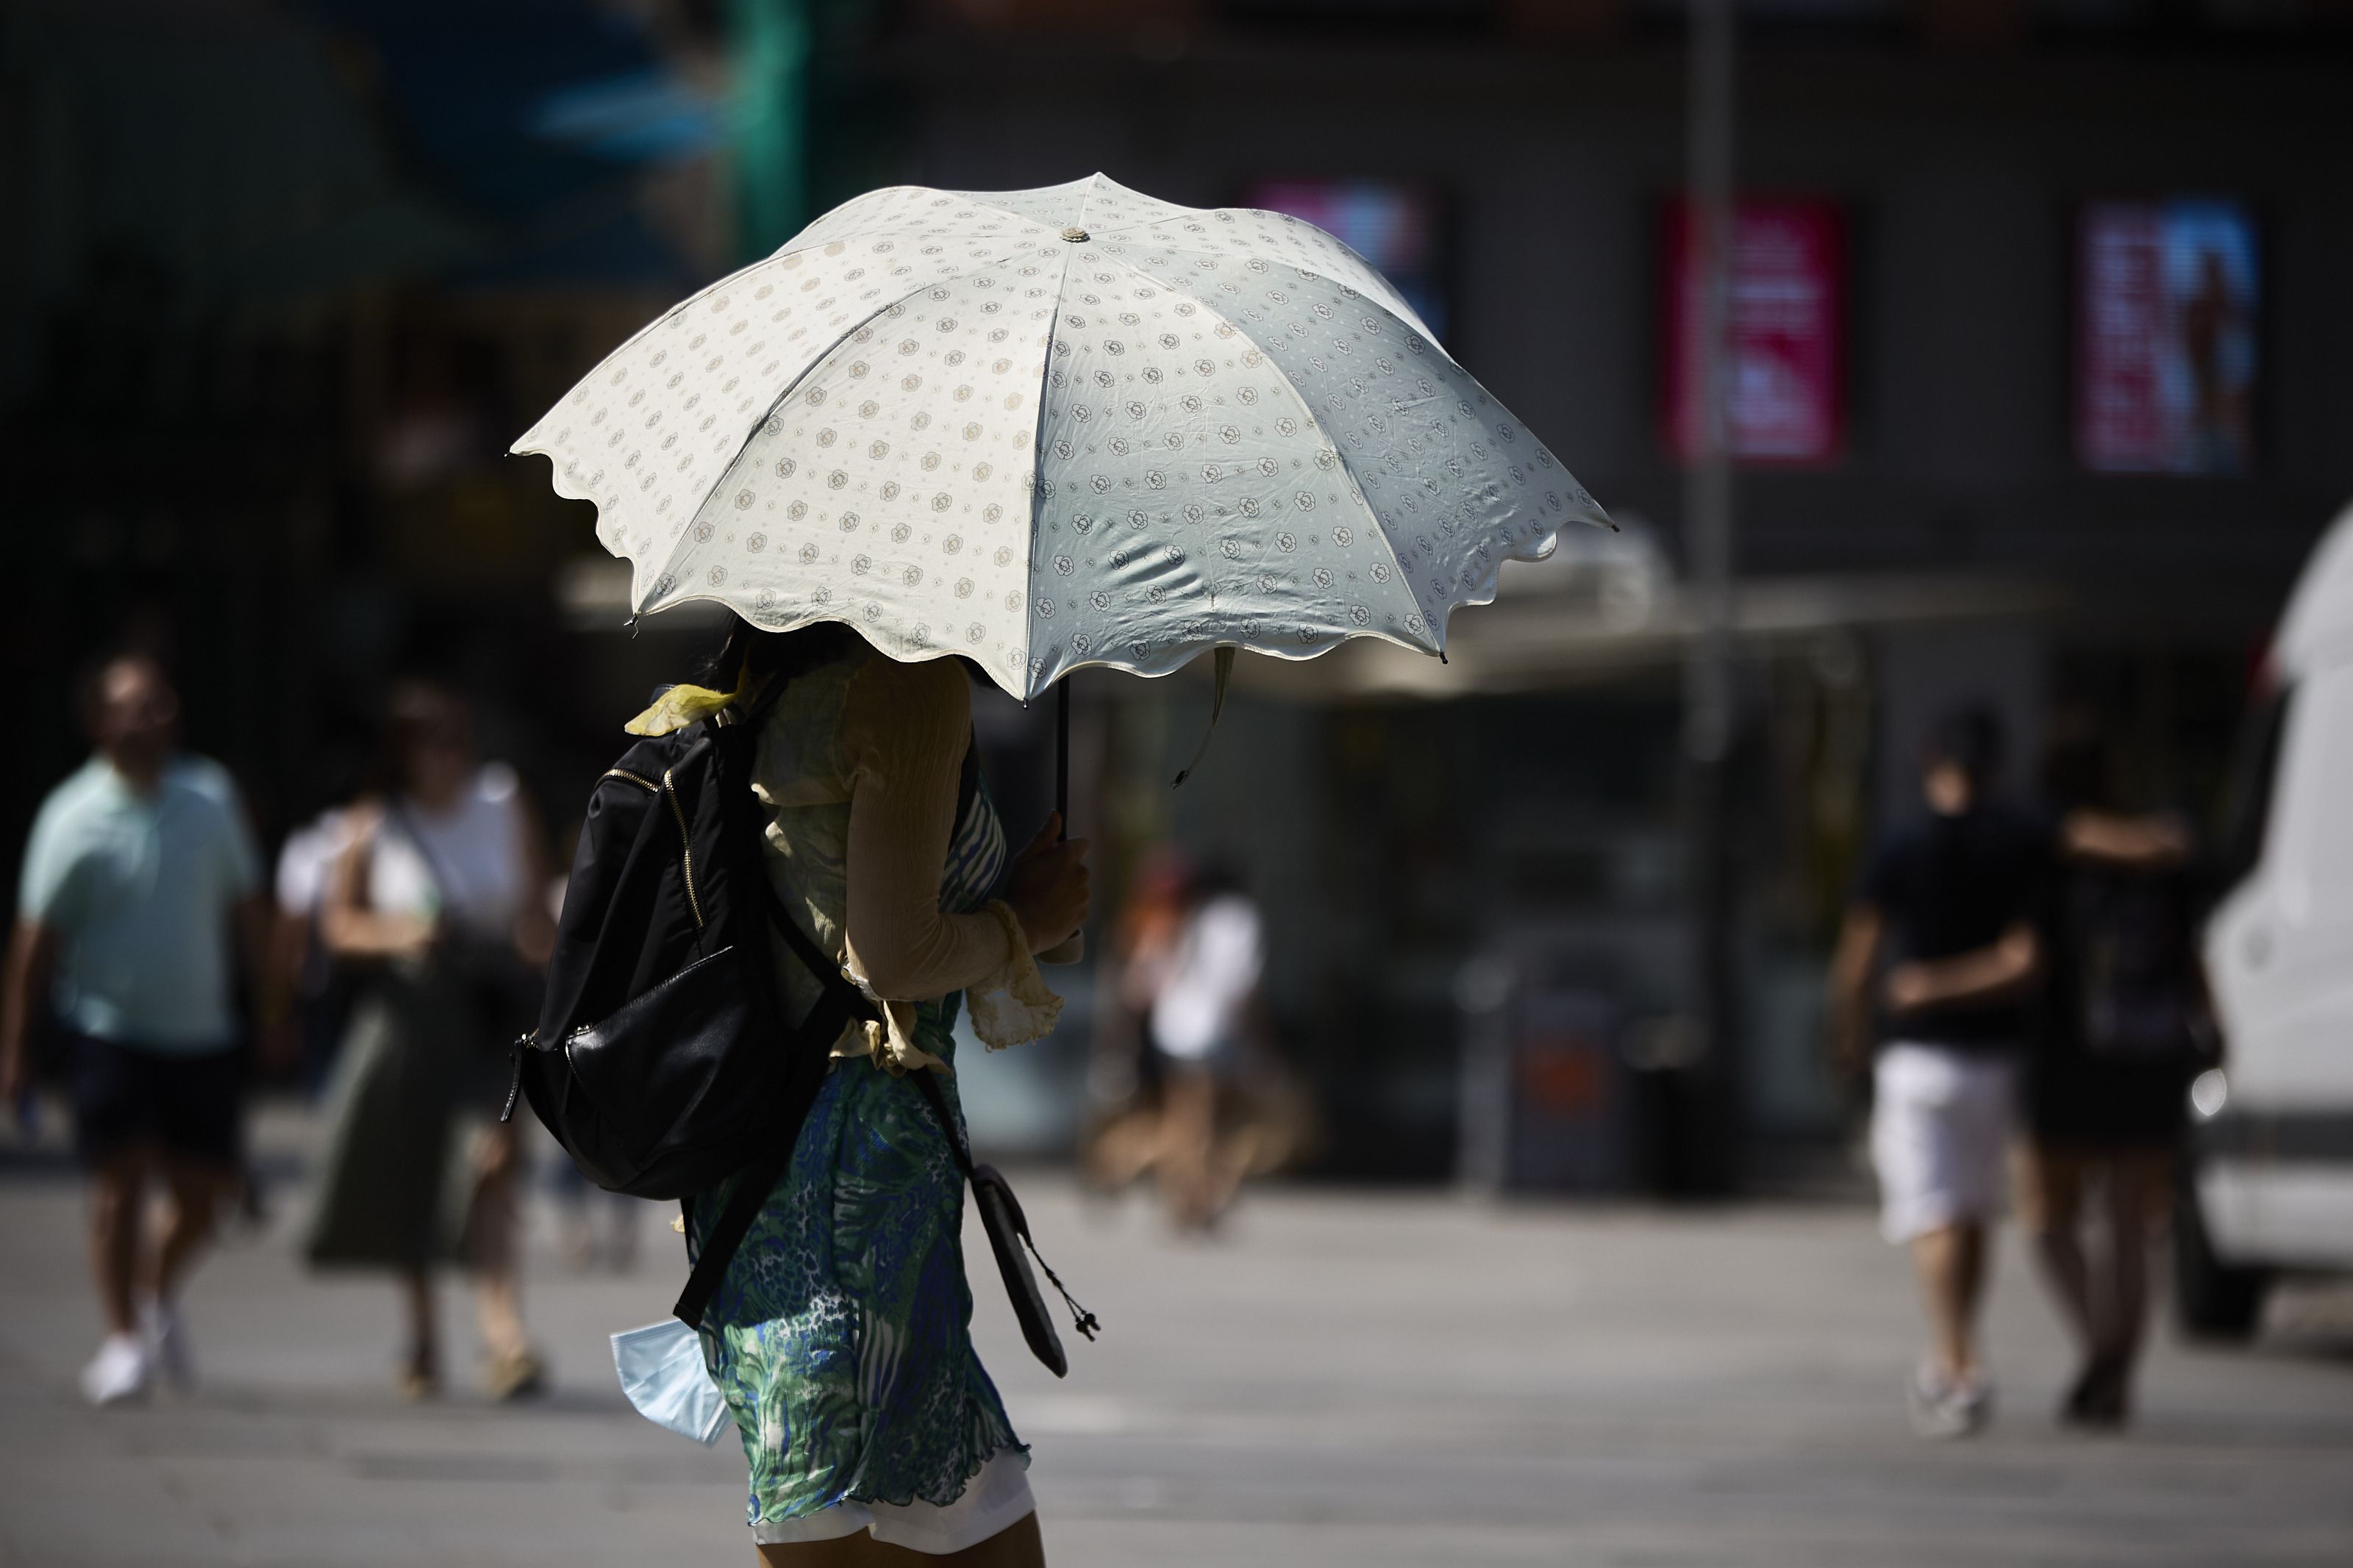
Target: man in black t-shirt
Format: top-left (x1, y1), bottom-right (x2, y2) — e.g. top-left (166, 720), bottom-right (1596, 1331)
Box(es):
top-left (1830, 708), bottom-right (2052, 1439)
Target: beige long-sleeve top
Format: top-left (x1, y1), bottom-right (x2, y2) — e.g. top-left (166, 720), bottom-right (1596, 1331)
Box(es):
top-left (627, 645), bottom-right (1059, 1073)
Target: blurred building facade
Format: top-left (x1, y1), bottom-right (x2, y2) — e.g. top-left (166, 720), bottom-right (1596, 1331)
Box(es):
top-left (900, 0), bottom-right (2353, 1181)
top-left (7, 0), bottom-right (2351, 1184)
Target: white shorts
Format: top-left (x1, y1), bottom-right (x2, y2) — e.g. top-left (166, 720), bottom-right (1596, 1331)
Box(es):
top-left (1870, 1042), bottom-right (2020, 1244)
top-left (749, 1449), bottom-right (1035, 1555)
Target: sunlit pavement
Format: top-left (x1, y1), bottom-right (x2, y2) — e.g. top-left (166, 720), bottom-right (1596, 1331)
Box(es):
top-left (4, 1103), bottom-right (2351, 1567)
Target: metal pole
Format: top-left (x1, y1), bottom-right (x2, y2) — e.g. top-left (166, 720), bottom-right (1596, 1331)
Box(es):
top-left (1687, 0), bottom-right (1735, 764)
top-left (1679, 0), bottom-right (1738, 1195)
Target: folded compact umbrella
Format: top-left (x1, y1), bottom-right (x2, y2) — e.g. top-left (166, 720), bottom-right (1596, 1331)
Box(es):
top-left (515, 173), bottom-right (1610, 790)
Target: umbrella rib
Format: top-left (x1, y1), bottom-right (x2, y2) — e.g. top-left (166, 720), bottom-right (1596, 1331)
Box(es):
top-left (1108, 254), bottom-right (1435, 655)
top-left (1112, 218), bottom-right (1438, 347)
top-left (1013, 195), bottom-right (1091, 699)
top-left (637, 240), bottom-right (1055, 618)
top-left (944, 174), bottom-right (1102, 243)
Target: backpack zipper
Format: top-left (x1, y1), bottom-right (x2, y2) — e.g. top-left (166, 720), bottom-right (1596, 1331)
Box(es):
top-left (660, 767), bottom-right (704, 928)
top-left (601, 766), bottom-right (704, 929)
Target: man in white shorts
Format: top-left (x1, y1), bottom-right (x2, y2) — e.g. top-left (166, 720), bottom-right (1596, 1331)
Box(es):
top-left (1829, 709), bottom-right (2054, 1439)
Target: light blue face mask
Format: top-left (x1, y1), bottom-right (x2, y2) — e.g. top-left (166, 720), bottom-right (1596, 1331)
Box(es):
top-left (611, 1320), bottom-right (729, 1445)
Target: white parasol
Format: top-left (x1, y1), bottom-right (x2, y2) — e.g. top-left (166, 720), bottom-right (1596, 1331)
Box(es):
top-left (513, 173), bottom-right (1610, 709)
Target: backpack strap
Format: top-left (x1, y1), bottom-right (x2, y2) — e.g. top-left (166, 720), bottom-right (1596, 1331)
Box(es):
top-left (668, 716), bottom-right (979, 1334)
top-left (907, 1065), bottom-right (1097, 1345)
top-left (670, 945), bottom-right (876, 1331)
top-left (671, 859), bottom-right (884, 1331)
top-left (909, 1061), bottom-right (972, 1175)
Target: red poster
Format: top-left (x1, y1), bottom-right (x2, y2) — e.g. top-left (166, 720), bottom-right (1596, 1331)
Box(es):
top-left (1663, 198), bottom-right (1846, 466)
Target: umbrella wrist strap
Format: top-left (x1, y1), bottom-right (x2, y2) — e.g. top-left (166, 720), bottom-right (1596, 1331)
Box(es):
top-left (907, 1067), bottom-right (1097, 1341)
top-left (1172, 646), bottom-right (1236, 788)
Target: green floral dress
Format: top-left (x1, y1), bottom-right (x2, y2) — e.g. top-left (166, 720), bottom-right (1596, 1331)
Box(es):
top-left (678, 649), bottom-right (1040, 1534)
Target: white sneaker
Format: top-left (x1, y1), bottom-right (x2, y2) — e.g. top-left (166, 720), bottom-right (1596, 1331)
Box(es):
top-left (80, 1333), bottom-right (151, 1406)
top-left (1907, 1361), bottom-right (1992, 1440)
top-left (1954, 1369), bottom-right (1995, 1432)
top-left (142, 1299), bottom-right (194, 1392)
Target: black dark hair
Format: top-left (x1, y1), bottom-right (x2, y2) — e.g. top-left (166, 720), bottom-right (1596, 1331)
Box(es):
top-left (700, 617), bottom-right (858, 697)
top-left (373, 679), bottom-right (470, 797)
top-left (1191, 856), bottom-right (1248, 901)
top-left (1924, 705), bottom-right (2004, 792)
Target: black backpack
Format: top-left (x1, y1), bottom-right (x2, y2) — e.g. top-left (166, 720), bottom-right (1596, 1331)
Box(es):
top-left (500, 683), bottom-right (875, 1328)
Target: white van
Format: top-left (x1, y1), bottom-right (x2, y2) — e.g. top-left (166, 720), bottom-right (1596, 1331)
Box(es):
top-left (2188, 501), bottom-right (2353, 1335)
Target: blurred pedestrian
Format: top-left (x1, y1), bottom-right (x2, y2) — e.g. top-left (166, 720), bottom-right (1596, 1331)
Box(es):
top-left (304, 681), bottom-right (553, 1400)
top-left (548, 1130), bottom-right (641, 1272)
top-left (1085, 854), bottom-right (1310, 1229)
top-left (1829, 709), bottom-right (2050, 1439)
top-left (2018, 717), bottom-right (2201, 1429)
top-left (1144, 864), bottom-right (1267, 1233)
top-left (539, 817), bottom-right (640, 1274)
top-left (0, 654), bottom-right (279, 1404)
top-left (1078, 849), bottom-right (1193, 1192)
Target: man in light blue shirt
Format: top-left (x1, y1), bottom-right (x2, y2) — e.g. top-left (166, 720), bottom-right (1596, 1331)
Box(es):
top-left (1, 654), bottom-right (273, 1404)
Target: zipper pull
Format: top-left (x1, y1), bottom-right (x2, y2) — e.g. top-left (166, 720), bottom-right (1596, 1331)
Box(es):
top-left (499, 1038), bottom-right (528, 1123)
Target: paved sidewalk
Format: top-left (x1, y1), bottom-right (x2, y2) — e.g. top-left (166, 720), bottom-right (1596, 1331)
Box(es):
top-left (2, 1109), bottom-right (2350, 1567)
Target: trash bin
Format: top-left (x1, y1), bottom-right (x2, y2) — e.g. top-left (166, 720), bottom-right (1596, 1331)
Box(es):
top-left (1457, 959), bottom-right (1632, 1195)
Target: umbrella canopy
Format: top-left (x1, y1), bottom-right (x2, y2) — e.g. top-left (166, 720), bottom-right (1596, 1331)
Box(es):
top-left (513, 174), bottom-right (1610, 701)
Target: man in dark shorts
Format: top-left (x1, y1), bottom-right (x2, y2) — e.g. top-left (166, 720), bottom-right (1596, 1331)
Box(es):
top-left (0, 655), bottom-right (275, 1404)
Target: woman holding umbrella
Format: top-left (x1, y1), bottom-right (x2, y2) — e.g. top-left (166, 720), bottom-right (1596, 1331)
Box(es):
top-left (624, 620), bottom-right (1087, 1562)
top-left (514, 174), bottom-right (1607, 1561)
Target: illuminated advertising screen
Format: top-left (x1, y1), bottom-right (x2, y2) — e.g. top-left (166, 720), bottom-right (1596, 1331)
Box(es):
top-left (2077, 199), bottom-right (2259, 475)
top-left (1661, 198), bottom-right (1847, 467)
top-left (1240, 179), bottom-right (1449, 341)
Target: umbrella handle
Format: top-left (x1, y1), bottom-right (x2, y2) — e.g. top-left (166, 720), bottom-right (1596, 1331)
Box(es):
top-left (1055, 679), bottom-right (1069, 841)
top-left (1039, 679), bottom-right (1084, 965)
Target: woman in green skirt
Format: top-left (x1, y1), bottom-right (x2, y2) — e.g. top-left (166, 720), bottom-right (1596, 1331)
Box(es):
top-left (630, 623), bottom-right (1088, 1565)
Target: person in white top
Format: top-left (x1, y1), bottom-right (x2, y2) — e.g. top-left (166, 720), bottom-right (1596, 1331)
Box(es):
top-left (1146, 867), bottom-right (1266, 1231)
top-left (306, 682), bottom-right (554, 1400)
top-left (1151, 890), bottom-right (1265, 1064)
